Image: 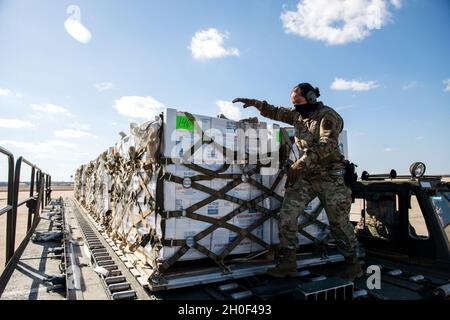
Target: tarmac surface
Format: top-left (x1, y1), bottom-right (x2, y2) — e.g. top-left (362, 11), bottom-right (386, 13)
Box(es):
top-left (0, 189), bottom-right (73, 275)
top-left (0, 192), bottom-right (110, 300)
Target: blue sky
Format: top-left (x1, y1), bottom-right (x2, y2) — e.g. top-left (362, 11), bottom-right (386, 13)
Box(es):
top-left (0, 0), bottom-right (449, 181)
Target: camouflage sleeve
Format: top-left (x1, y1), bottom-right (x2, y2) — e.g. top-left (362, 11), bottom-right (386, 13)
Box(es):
top-left (258, 102), bottom-right (299, 125)
top-left (298, 111), bottom-right (342, 168)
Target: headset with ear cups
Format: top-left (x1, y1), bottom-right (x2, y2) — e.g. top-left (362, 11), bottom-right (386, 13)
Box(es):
top-left (294, 83), bottom-right (321, 104)
top-left (305, 90), bottom-right (317, 104)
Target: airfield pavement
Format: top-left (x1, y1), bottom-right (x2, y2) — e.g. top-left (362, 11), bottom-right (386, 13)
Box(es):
top-left (0, 188), bottom-right (73, 274)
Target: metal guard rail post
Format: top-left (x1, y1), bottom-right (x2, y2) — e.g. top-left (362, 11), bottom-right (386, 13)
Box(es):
top-left (0, 147), bottom-right (15, 264)
top-left (0, 148), bottom-right (52, 295)
top-left (7, 157), bottom-right (44, 263)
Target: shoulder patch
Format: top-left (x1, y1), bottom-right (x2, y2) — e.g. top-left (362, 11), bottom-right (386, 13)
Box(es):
top-left (323, 119), bottom-right (334, 130)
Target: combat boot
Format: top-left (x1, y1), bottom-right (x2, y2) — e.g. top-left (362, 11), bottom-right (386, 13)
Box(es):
top-left (341, 255), bottom-right (363, 280)
top-left (266, 248), bottom-right (298, 278)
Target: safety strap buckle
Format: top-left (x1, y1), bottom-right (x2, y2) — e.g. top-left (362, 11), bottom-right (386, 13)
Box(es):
top-left (202, 134), bottom-right (213, 144)
top-left (185, 236), bottom-right (195, 248)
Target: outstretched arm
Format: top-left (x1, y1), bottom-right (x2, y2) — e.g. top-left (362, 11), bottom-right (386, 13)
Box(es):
top-left (232, 98), bottom-right (299, 125)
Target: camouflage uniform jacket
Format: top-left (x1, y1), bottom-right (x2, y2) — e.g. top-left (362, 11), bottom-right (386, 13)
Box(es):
top-left (259, 102), bottom-right (346, 177)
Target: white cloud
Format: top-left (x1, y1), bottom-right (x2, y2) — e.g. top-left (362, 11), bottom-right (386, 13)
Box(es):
top-left (0, 139), bottom-right (77, 159)
top-left (281, 0), bottom-right (401, 45)
top-left (0, 118), bottom-right (35, 129)
top-left (335, 105), bottom-right (355, 111)
top-left (216, 100), bottom-right (242, 121)
top-left (0, 138), bottom-right (88, 179)
top-left (74, 123), bottom-right (91, 131)
top-left (31, 104), bottom-right (71, 115)
top-left (0, 88), bottom-right (12, 96)
top-left (95, 82), bottom-right (115, 92)
top-left (443, 78), bottom-right (450, 92)
top-left (189, 28), bottom-right (240, 60)
top-left (0, 88), bottom-right (23, 98)
top-left (416, 136), bottom-right (425, 140)
top-left (390, 0), bottom-right (402, 9)
top-left (113, 96), bottom-right (165, 120)
top-left (54, 129), bottom-right (97, 139)
top-left (64, 5), bottom-right (92, 44)
top-left (402, 81), bottom-right (420, 90)
top-left (331, 77), bottom-right (378, 91)
top-left (383, 147), bottom-right (393, 152)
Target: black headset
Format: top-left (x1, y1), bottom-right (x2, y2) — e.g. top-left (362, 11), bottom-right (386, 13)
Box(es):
top-left (294, 83), bottom-right (320, 104)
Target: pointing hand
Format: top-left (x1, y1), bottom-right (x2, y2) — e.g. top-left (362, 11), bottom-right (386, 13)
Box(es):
top-left (232, 98), bottom-right (265, 109)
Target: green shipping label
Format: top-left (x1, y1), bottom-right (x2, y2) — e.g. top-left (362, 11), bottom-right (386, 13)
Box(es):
top-left (176, 114), bottom-right (194, 131)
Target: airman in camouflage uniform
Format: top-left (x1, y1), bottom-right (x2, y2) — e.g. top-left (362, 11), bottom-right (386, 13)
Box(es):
top-left (357, 193), bottom-right (397, 241)
top-left (233, 83), bottom-right (362, 279)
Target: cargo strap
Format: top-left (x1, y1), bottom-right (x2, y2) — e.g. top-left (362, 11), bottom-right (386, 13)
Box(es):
top-left (297, 204), bottom-right (330, 254)
top-left (100, 111), bottom-right (330, 279)
top-left (119, 158), bottom-right (159, 249)
top-left (147, 113), bottom-right (282, 274)
top-left (153, 112), bottom-right (331, 275)
top-left (156, 166), bottom-right (284, 274)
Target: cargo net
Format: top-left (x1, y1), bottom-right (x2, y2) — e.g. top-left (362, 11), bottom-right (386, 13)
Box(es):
top-left (74, 111), bottom-right (330, 284)
top-left (156, 163), bottom-right (284, 275)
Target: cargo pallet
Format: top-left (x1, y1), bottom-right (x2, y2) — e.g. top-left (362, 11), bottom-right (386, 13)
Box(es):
top-left (73, 198), bottom-right (348, 291)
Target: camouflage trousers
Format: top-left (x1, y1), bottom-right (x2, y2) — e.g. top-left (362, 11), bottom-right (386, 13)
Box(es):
top-left (278, 174), bottom-right (359, 257)
top-left (363, 216), bottom-right (391, 241)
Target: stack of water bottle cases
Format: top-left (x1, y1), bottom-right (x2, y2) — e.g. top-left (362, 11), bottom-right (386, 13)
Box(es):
top-left (74, 108), bottom-right (348, 274)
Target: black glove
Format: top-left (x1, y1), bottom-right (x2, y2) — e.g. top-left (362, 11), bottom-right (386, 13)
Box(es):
top-left (232, 98), bottom-right (266, 109)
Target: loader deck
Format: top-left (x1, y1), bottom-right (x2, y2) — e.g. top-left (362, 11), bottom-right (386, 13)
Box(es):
top-left (0, 199), bottom-right (109, 300)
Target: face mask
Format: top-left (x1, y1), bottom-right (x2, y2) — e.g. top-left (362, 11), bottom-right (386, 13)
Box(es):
top-left (294, 103), bottom-right (316, 118)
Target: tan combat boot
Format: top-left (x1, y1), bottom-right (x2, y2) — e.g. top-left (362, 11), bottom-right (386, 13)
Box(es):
top-left (266, 248), bottom-right (298, 278)
top-left (341, 255), bottom-right (363, 280)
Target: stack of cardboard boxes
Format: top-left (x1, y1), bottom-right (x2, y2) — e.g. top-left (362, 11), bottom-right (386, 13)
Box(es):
top-left (75, 108), bottom-right (348, 270)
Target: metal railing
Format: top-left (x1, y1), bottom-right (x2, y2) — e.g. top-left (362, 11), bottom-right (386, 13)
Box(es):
top-left (45, 173), bottom-right (52, 207)
top-left (0, 147), bottom-right (52, 266)
top-left (0, 147), bottom-right (15, 272)
top-left (0, 147), bottom-right (14, 219)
